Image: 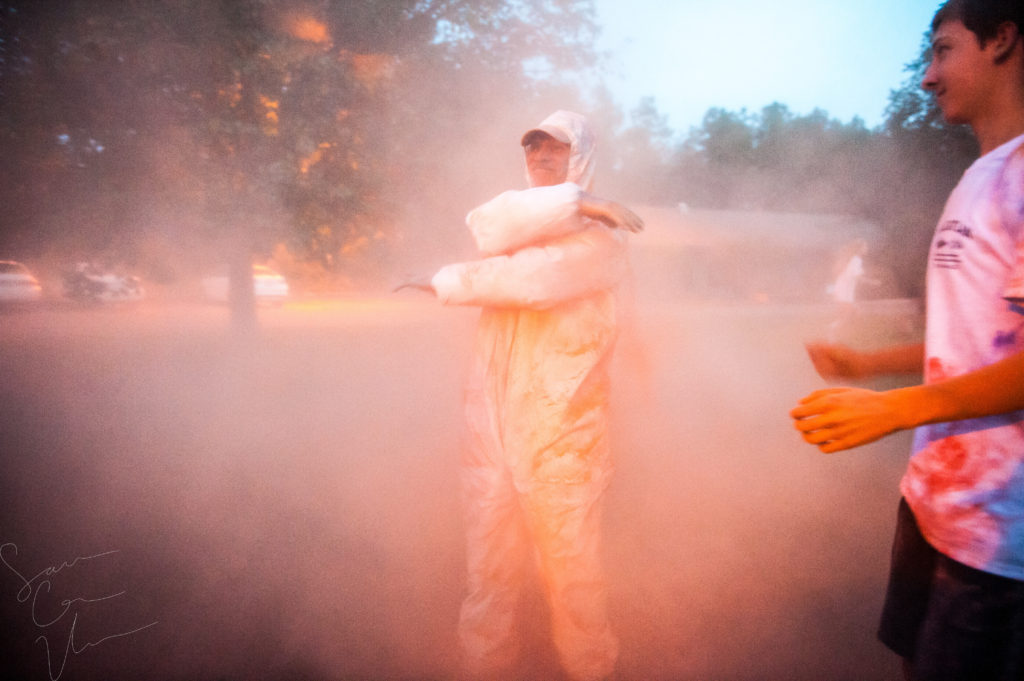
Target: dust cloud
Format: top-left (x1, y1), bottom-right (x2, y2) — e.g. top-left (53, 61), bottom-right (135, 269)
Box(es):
top-left (0, 237), bottom-right (922, 681)
top-left (0, 2), bottom-right (941, 680)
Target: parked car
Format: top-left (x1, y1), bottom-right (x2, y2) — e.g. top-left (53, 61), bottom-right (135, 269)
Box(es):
top-left (201, 264), bottom-right (289, 304)
top-left (0, 260), bottom-right (43, 302)
top-left (63, 262), bottom-right (144, 303)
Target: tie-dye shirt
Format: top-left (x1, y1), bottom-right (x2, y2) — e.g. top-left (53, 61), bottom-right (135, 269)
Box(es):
top-left (902, 133), bottom-right (1024, 579)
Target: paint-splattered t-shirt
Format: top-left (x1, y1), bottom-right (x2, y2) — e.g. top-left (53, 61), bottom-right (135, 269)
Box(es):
top-left (902, 132), bottom-right (1024, 579)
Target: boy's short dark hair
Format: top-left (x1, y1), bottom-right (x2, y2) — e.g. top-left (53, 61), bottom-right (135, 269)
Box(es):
top-left (933, 0), bottom-right (1024, 44)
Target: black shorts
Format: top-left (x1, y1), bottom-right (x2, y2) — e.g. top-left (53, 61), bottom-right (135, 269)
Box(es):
top-left (877, 499), bottom-right (1024, 681)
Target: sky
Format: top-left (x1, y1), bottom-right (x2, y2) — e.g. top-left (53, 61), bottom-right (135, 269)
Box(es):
top-left (594, 0), bottom-right (941, 134)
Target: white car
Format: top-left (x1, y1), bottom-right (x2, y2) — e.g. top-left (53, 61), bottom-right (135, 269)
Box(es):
top-left (0, 260), bottom-right (43, 302)
top-left (202, 264), bottom-right (289, 304)
top-left (63, 262), bottom-right (144, 303)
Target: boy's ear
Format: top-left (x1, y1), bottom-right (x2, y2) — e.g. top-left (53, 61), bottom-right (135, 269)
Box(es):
top-left (992, 21), bottom-right (1022, 64)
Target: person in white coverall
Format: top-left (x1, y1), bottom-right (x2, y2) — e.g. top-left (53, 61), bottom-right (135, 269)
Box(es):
top-left (398, 110), bottom-right (642, 681)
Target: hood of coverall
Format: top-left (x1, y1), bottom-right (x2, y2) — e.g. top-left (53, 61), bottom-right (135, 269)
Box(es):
top-left (521, 110), bottom-right (596, 191)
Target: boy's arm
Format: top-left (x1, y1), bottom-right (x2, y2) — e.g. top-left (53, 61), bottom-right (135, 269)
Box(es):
top-left (805, 342), bottom-right (924, 380)
top-left (791, 349), bottom-right (1024, 453)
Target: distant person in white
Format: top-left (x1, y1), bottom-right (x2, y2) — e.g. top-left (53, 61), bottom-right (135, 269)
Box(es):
top-left (826, 238), bottom-right (875, 341)
top-left (830, 239), bottom-right (867, 305)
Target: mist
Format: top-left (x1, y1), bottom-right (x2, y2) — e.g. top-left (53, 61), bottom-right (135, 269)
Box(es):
top-left (0, 3), bottom-right (946, 680)
top-left (0, 229), bottom-right (924, 681)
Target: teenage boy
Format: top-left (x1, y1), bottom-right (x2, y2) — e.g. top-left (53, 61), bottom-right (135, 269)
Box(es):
top-left (790, 1), bottom-right (1024, 679)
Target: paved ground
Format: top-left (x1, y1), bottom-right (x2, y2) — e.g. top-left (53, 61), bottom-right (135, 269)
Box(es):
top-left (0, 297), bottom-right (920, 680)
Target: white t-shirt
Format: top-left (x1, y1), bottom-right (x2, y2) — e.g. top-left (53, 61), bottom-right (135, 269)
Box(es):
top-left (902, 132), bottom-right (1024, 579)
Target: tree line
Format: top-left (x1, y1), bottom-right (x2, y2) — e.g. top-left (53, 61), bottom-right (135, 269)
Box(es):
top-left (0, 0), bottom-right (975, 302)
top-left (607, 38), bottom-right (976, 297)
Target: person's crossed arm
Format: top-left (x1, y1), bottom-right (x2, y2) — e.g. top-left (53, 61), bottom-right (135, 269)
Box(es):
top-left (394, 185), bottom-right (642, 295)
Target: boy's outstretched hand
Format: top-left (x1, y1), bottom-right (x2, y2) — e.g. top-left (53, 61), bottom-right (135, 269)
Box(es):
top-left (791, 386), bottom-right (912, 453)
top-left (804, 342), bottom-right (867, 380)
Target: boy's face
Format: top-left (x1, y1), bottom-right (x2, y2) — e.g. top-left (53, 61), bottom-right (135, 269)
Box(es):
top-left (922, 19), bottom-right (996, 126)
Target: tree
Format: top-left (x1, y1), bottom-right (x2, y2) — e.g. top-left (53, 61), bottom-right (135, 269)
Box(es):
top-left (598, 96), bottom-right (676, 203)
top-left (0, 0), bottom-right (604, 325)
top-left (665, 104), bottom-right (879, 212)
top-left (875, 33), bottom-right (977, 296)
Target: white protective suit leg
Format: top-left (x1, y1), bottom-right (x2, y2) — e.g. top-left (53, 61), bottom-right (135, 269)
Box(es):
top-left (523, 470), bottom-right (618, 681)
top-left (456, 458), bottom-right (614, 675)
top-left (457, 463), bottom-right (531, 680)
top-left (458, 456), bottom-right (618, 681)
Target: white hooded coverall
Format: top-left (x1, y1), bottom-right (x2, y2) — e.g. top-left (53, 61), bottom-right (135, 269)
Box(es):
top-left (430, 111), bottom-right (628, 681)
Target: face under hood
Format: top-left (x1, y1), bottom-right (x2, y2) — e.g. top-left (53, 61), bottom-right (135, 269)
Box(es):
top-left (521, 110), bottom-right (596, 191)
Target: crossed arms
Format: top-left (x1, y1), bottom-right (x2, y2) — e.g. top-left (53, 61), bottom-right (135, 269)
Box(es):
top-left (397, 183), bottom-right (642, 310)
